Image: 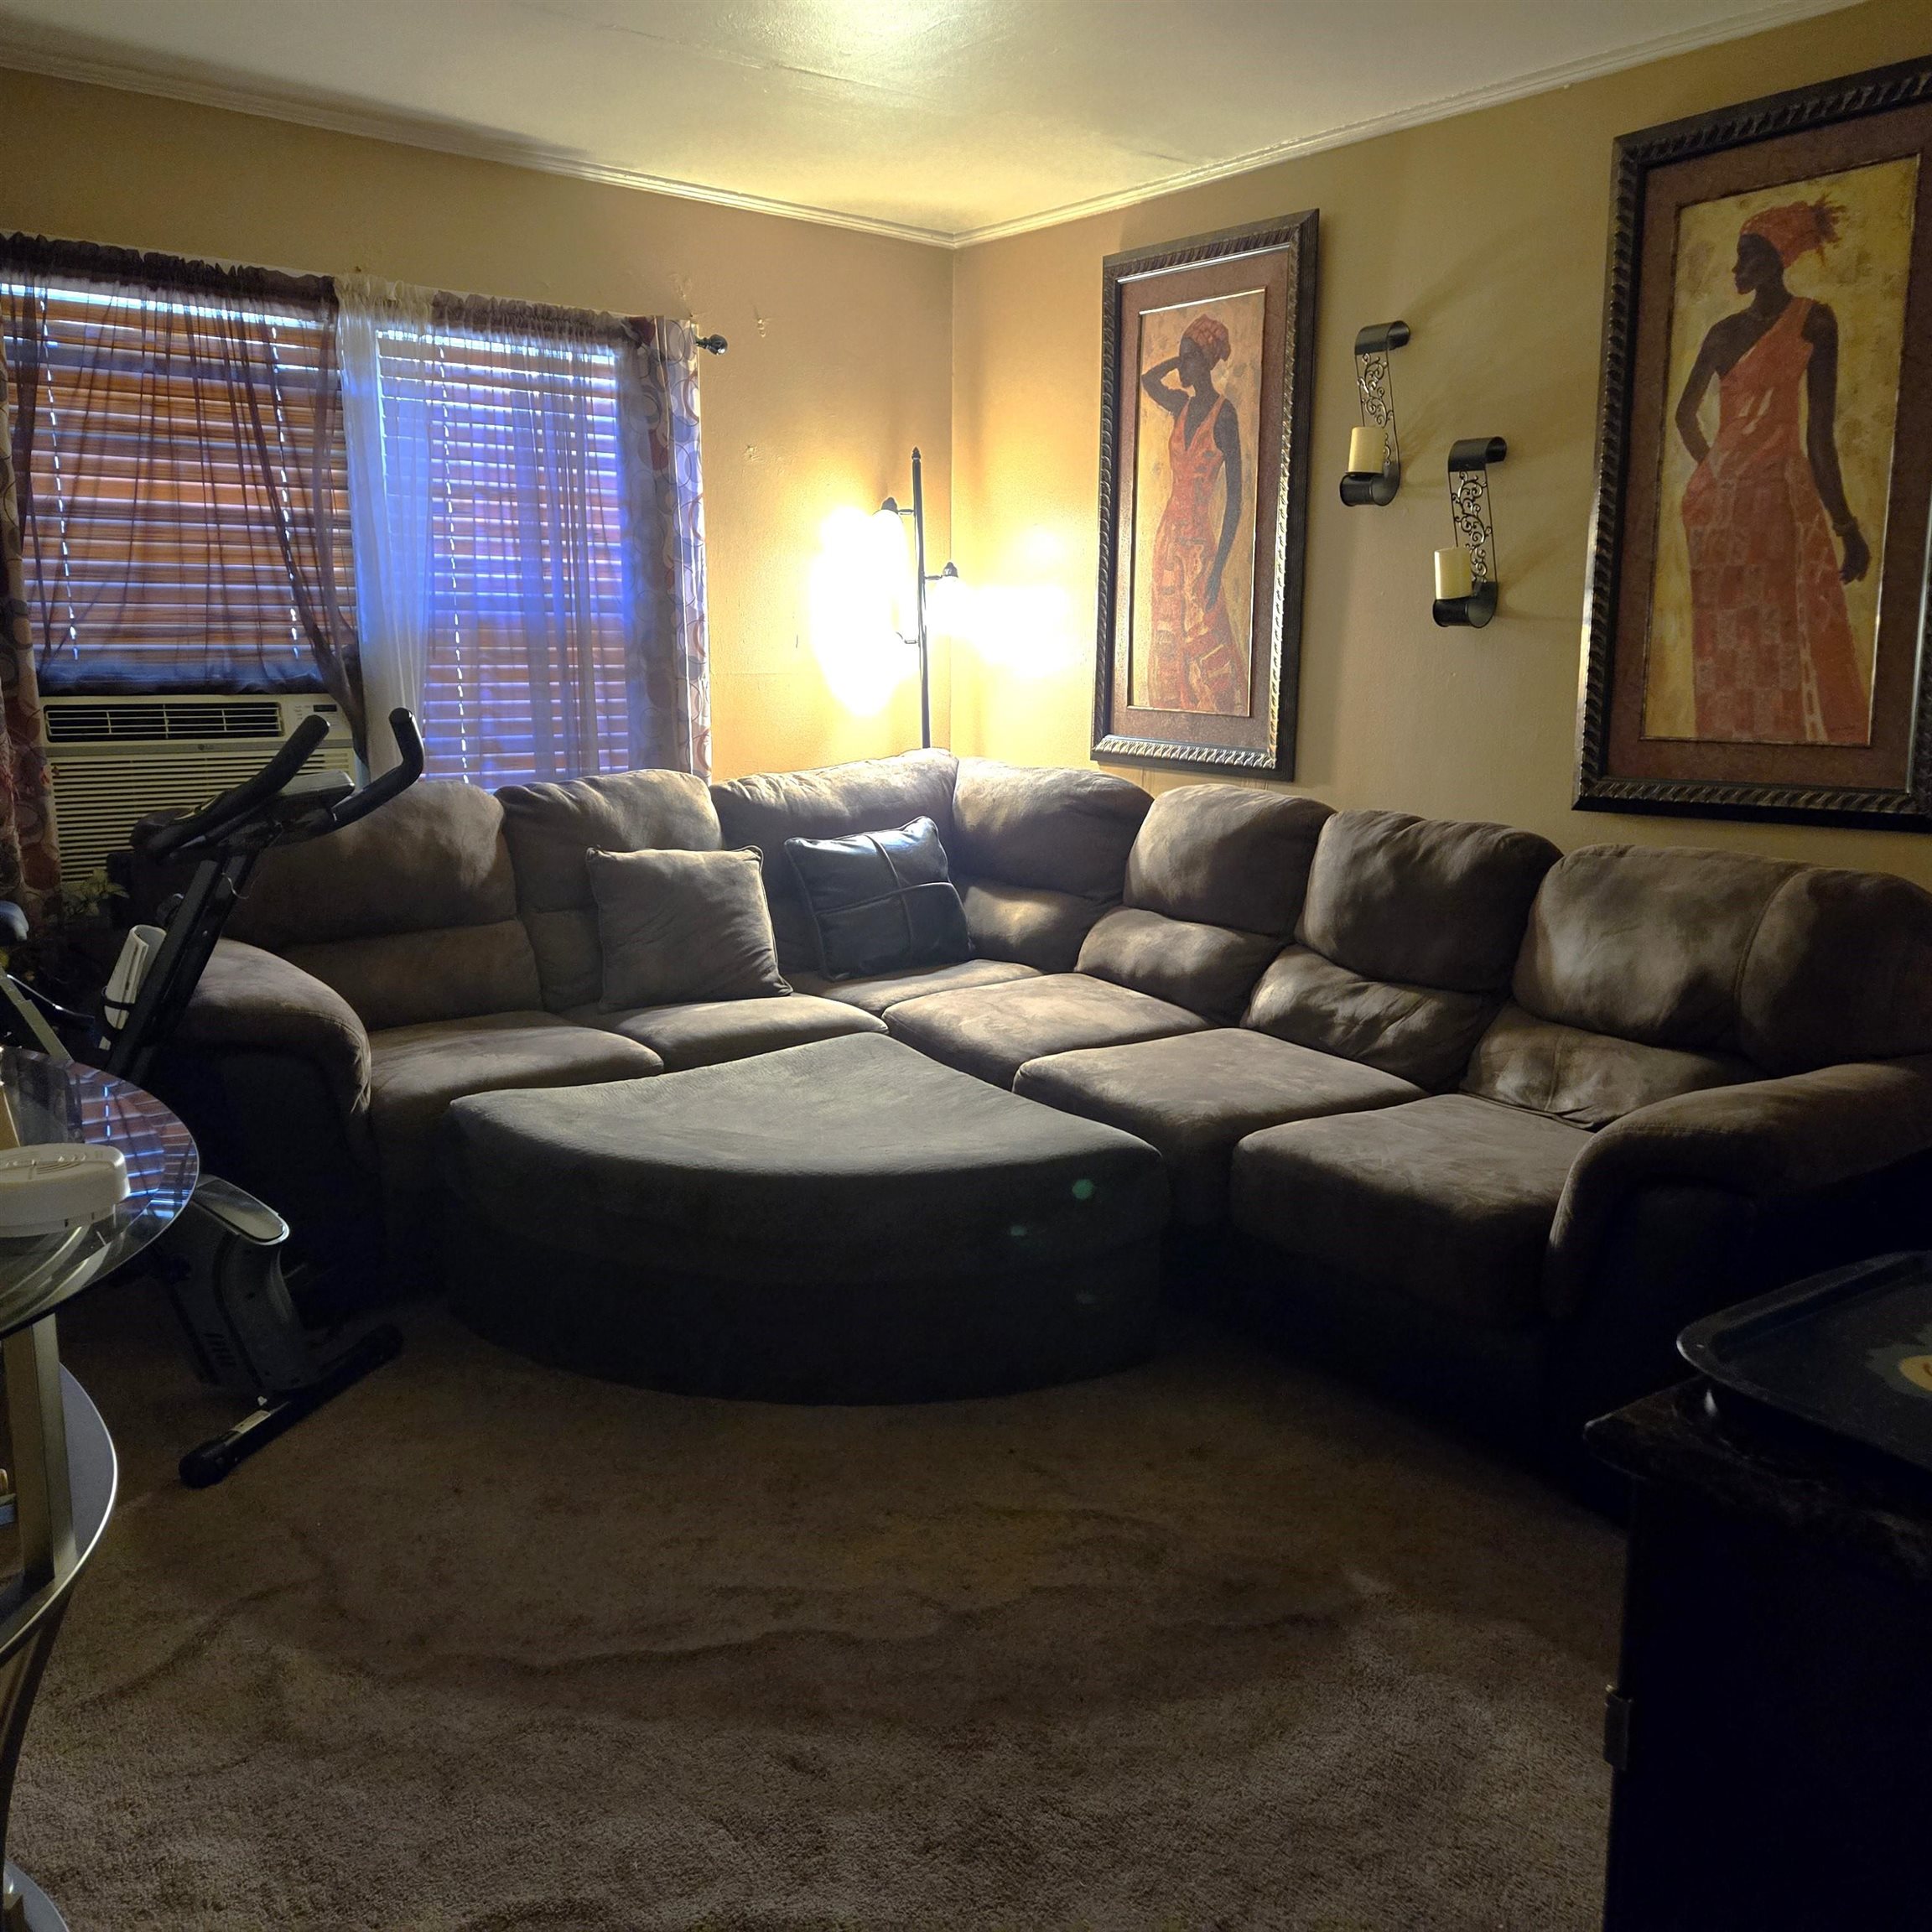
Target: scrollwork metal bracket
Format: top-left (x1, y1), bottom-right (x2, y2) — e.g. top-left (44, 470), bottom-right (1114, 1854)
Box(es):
top-left (1432, 436), bottom-right (1507, 627)
top-left (1340, 320), bottom-right (1410, 506)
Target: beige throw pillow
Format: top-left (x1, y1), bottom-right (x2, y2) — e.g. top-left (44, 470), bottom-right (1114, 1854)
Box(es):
top-left (587, 846), bottom-right (790, 1010)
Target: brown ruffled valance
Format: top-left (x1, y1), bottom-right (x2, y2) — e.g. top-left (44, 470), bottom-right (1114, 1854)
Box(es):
top-left (0, 231), bottom-right (336, 310)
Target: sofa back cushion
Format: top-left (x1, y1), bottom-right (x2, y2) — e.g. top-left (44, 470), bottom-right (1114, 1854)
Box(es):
top-left (230, 780), bottom-right (542, 1029)
top-left (712, 750), bottom-right (959, 974)
top-left (1078, 783), bottom-right (1327, 1021)
top-left (951, 759), bottom-right (1150, 970)
top-left (1243, 809), bottom-right (1559, 1088)
top-left (1124, 784), bottom-right (1331, 933)
top-left (498, 769), bottom-right (721, 1010)
top-left (1460, 843), bottom-right (1805, 1125)
top-left (1462, 1002), bottom-right (1753, 1129)
top-left (1511, 844), bottom-right (1800, 1052)
top-left (1737, 865), bottom-right (1932, 1073)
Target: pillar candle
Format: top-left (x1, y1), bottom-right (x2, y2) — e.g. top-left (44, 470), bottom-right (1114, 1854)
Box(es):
top-left (1348, 425), bottom-right (1384, 475)
top-left (1434, 548), bottom-right (1474, 601)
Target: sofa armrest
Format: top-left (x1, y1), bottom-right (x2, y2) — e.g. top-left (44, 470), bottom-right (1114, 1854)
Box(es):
top-left (177, 938), bottom-right (372, 1124)
top-left (1546, 1056), bottom-right (1932, 1316)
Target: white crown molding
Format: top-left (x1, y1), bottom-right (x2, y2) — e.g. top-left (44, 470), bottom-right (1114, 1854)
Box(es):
top-left (948, 0), bottom-right (1865, 246)
top-left (0, 0), bottom-right (1863, 253)
top-left (0, 44), bottom-right (958, 247)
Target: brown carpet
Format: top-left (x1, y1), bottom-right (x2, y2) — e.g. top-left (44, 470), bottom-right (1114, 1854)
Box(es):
top-left (15, 1280), bottom-right (1623, 1930)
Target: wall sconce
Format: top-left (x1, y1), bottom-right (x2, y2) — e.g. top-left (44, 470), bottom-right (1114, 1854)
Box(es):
top-left (1339, 320), bottom-right (1410, 506)
top-left (1432, 436), bottom-right (1508, 628)
top-left (880, 446), bottom-right (959, 750)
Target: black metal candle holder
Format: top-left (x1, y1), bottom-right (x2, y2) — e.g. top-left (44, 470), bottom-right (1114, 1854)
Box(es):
top-left (1339, 319), bottom-right (1410, 506)
top-left (1432, 436), bottom-right (1507, 627)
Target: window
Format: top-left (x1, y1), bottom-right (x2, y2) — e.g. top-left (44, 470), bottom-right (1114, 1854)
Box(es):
top-left (370, 317), bottom-right (642, 787)
top-left (0, 254), bottom-right (356, 700)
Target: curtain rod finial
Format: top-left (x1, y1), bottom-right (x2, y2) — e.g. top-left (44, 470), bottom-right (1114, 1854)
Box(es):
top-left (696, 332), bottom-right (727, 355)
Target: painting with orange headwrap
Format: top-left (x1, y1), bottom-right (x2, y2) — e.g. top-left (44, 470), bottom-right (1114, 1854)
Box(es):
top-left (1128, 293), bottom-right (1265, 714)
top-left (1644, 158), bottom-right (1919, 747)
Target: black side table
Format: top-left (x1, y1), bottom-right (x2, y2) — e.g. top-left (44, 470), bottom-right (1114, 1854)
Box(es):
top-left (1587, 1383), bottom-right (1932, 1932)
top-left (0, 1051), bottom-right (197, 1930)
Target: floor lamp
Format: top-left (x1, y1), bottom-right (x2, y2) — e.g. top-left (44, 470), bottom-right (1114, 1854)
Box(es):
top-left (879, 448), bottom-right (958, 750)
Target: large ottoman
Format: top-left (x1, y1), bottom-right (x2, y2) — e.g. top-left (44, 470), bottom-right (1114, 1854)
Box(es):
top-left (439, 1033), bottom-right (1170, 1401)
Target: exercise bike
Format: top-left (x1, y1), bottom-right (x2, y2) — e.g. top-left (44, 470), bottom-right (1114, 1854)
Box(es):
top-left (0, 706), bottom-right (424, 1486)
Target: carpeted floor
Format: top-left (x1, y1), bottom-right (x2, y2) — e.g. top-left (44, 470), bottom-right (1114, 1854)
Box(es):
top-left (15, 1280), bottom-right (1623, 1930)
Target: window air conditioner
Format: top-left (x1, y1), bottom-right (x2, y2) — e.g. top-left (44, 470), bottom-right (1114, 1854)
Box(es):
top-left (41, 694), bottom-right (357, 879)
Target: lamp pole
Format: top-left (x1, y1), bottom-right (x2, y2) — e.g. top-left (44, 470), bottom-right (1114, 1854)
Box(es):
top-left (880, 449), bottom-right (956, 753)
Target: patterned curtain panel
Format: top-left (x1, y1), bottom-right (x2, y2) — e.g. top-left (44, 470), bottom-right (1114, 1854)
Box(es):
top-left (0, 330), bottom-right (56, 907)
top-left (626, 317), bottom-right (712, 780)
top-left (0, 236), bottom-right (365, 750)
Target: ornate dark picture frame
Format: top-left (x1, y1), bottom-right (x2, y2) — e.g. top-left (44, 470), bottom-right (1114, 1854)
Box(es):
top-left (1093, 211), bottom-right (1318, 773)
top-left (1577, 55), bottom-right (1932, 830)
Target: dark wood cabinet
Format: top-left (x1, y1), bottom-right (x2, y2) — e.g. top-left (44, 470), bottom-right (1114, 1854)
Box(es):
top-left (1589, 1385), bottom-right (1932, 1932)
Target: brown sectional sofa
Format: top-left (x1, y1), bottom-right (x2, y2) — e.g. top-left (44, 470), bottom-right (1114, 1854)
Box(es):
top-left (166, 746), bottom-right (1932, 1461)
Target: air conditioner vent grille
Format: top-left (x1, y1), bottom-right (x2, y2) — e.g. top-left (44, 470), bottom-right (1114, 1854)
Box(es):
top-left (45, 699), bottom-right (289, 744)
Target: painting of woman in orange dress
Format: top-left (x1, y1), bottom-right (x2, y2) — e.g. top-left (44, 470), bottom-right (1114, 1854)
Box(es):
top-left (1671, 199), bottom-right (1872, 744)
top-left (1136, 311), bottom-right (1249, 715)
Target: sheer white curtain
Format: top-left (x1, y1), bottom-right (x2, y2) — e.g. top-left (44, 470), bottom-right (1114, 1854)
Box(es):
top-left (337, 276), bottom-right (438, 775)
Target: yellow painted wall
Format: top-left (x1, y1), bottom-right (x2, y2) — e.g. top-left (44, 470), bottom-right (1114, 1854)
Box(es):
top-left (0, 65), bottom-right (953, 781)
top-left (948, 0), bottom-right (1932, 887)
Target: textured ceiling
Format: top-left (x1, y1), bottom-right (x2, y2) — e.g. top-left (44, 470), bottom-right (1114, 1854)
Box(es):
top-left (0, 0), bottom-right (1857, 243)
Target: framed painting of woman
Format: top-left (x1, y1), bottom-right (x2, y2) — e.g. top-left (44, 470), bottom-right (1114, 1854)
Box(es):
top-left (1577, 55), bottom-right (1932, 828)
top-left (1093, 211), bottom-right (1317, 773)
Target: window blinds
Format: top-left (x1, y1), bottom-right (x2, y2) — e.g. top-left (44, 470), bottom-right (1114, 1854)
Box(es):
top-left (0, 263), bottom-right (356, 701)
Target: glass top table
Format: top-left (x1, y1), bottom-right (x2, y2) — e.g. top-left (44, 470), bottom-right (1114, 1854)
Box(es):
top-left (0, 1046), bottom-right (199, 1342)
top-left (0, 1049), bottom-right (198, 1932)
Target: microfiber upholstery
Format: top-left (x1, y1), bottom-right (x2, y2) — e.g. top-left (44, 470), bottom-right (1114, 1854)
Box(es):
top-left (1231, 1093), bottom-right (1592, 1329)
top-left (1017, 1029), bottom-right (1420, 1226)
top-left (440, 1033), bottom-right (1169, 1401)
top-left (791, 958), bottom-right (1041, 1016)
top-left (569, 995), bottom-right (885, 1071)
top-left (283, 922), bottom-right (543, 1032)
top-left (886, 973), bottom-right (1209, 1088)
top-left (230, 780), bottom-right (543, 1031)
top-left (179, 938), bottom-right (372, 1126)
top-left (712, 750), bottom-right (960, 974)
top-left (1737, 865), bottom-right (1932, 1072)
top-left (1463, 1004), bottom-right (1753, 1130)
top-left (367, 1012), bottom-right (662, 1195)
top-left (1078, 785), bottom-right (1330, 1022)
top-left (1509, 844), bottom-right (1801, 1052)
top-left (1244, 809), bottom-right (1559, 1088)
top-left (497, 769), bottom-right (722, 1011)
top-left (1462, 844), bottom-right (1804, 1126)
top-left (232, 779), bottom-right (519, 948)
top-left (949, 760), bottom-right (1151, 970)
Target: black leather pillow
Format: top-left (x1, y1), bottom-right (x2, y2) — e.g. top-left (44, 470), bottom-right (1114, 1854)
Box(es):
top-left (783, 816), bottom-right (971, 980)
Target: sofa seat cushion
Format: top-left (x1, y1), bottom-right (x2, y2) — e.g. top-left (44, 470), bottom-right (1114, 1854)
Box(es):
top-left (576, 994), bottom-right (886, 1070)
top-left (886, 973), bottom-right (1209, 1087)
top-left (1230, 1093), bottom-right (1593, 1329)
top-left (791, 957), bottom-right (1041, 1015)
top-left (1016, 1030), bottom-right (1421, 1225)
top-left (368, 1013), bottom-right (662, 1193)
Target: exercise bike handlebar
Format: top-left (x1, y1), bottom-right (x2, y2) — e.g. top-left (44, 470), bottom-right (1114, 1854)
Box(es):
top-left (137, 707), bottom-right (424, 860)
top-left (139, 710), bottom-right (331, 860)
top-left (326, 709), bottom-right (424, 831)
